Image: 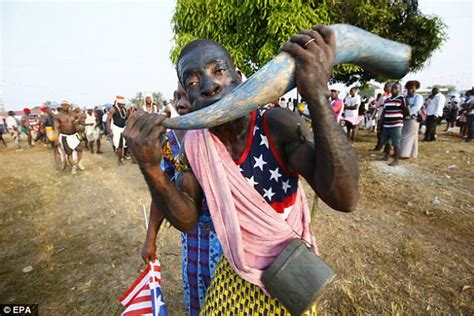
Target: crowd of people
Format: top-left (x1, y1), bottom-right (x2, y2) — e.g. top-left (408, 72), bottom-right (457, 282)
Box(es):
top-left (0, 94), bottom-right (172, 173)
top-left (2, 84), bottom-right (472, 171)
top-left (274, 81), bottom-right (474, 166)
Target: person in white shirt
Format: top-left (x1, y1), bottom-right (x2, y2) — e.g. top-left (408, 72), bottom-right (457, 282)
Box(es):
top-left (5, 111), bottom-right (21, 149)
top-left (343, 87), bottom-right (361, 142)
top-left (84, 106), bottom-right (102, 154)
top-left (424, 87), bottom-right (446, 141)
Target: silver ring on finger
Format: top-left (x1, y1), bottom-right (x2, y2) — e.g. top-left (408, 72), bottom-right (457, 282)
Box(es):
top-left (304, 38), bottom-right (315, 47)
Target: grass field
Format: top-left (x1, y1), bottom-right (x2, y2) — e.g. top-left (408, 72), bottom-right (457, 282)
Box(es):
top-left (0, 128), bottom-right (472, 315)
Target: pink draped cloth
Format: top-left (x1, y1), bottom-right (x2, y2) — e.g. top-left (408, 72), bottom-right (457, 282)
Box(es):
top-left (343, 115), bottom-right (364, 126)
top-left (184, 128), bottom-right (317, 291)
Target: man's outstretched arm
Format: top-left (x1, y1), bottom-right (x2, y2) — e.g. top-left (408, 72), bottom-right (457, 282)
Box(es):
top-left (124, 112), bottom-right (201, 232)
top-left (279, 25), bottom-right (359, 212)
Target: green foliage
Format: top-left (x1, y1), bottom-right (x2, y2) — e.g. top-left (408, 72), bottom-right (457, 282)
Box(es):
top-left (330, 0), bottom-right (447, 83)
top-left (171, 0), bottom-right (446, 84)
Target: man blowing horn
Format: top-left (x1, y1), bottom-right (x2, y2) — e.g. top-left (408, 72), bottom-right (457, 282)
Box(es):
top-left (124, 25), bottom-right (359, 314)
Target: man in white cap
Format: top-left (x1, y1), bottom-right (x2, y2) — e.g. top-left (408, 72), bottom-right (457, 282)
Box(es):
top-left (54, 100), bottom-right (85, 174)
top-left (107, 96), bottom-right (129, 164)
top-left (84, 105), bottom-right (102, 154)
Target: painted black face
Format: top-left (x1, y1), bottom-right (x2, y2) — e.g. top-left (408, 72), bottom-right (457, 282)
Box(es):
top-left (177, 45), bottom-right (241, 111)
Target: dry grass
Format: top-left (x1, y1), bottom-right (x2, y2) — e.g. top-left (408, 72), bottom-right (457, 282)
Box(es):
top-left (0, 126), bottom-right (472, 315)
top-left (312, 129), bottom-right (473, 315)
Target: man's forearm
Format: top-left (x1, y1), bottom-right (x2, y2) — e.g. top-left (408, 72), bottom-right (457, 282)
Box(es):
top-left (307, 93), bottom-right (359, 211)
top-left (146, 201), bottom-right (165, 243)
top-left (140, 165), bottom-right (198, 232)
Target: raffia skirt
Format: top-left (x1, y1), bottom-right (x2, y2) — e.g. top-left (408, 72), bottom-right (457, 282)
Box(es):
top-left (200, 256), bottom-right (317, 315)
top-left (400, 119), bottom-right (420, 158)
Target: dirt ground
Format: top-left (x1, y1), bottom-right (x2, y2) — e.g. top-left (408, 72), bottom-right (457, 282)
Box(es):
top-left (0, 128), bottom-right (472, 315)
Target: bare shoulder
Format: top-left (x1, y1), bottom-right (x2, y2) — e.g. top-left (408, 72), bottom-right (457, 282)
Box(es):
top-left (264, 108), bottom-right (312, 144)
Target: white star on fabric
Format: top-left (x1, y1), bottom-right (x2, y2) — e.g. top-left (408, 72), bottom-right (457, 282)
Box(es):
top-left (263, 187), bottom-right (275, 201)
top-left (238, 166), bottom-right (244, 173)
top-left (246, 176), bottom-right (258, 187)
top-left (260, 134), bottom-right (269, 148)
top-left (253, 125), bottom-right (260, 136)
top-left (282, 179), bottom-right (291, 193)
top-left (253, 154), bottom-right (267, 171)
top-left (155, 294), bottom-right (165, 310)
top-left (269, 167), bottom-right (282, 182)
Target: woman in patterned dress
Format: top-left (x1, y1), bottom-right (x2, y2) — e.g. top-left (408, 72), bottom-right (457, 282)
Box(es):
top-left (141, 83), bottom-right (222, 315)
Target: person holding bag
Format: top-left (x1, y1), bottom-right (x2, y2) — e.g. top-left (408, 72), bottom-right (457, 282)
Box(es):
top-left (124, 25), bottom-right (359, 315)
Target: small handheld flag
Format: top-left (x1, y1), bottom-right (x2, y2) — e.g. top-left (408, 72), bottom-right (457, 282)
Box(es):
top-left (119, 260), bottom-right (168, 316)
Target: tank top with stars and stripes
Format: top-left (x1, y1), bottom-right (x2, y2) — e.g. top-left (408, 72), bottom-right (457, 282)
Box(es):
top-left (180, 108), bottom-right (299, 229)
top-left (229, 108), bottom-right (300, 220)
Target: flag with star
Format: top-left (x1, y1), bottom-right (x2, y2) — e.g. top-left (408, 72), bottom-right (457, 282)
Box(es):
top-left (237, 109), bottom-right (299, 220)
top-left (119, 260), bottom-right (168, 316)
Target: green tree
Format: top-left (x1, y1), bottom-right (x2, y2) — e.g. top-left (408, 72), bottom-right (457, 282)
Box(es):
top-left (171, 0), bottom-right (446, 84)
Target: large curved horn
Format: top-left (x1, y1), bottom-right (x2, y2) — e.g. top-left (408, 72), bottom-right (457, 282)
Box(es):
top-left (162, 24), bottom-right (411, 130)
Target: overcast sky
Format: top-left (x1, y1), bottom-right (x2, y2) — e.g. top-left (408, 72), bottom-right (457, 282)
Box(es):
top-left (1, 0), bottom-right (473, 110)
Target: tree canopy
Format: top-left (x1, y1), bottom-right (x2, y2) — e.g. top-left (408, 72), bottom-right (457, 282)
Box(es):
top-left (171, 0), bottom-right (446, 84)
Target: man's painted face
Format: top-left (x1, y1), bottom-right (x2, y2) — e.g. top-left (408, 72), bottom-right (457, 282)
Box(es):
top-left (61, 104), bottom-right (69, 111)
top-left (178, 46), bottom-right (241, 111)
top-left (145, 96), bottom-right (152, 105)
